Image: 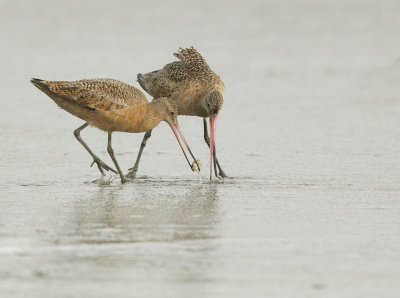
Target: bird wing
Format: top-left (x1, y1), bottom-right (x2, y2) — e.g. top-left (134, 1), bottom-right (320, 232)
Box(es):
top-left (137, 67), bottom-right (179, 99)
top-left (172, 47), bottom-right (213, 77)
top-left (172, 47), bottom-right (225, 93)
top-left (33, 78), bottom-right (148, 111)
top-left (137, 47), bottom-right (221, 99)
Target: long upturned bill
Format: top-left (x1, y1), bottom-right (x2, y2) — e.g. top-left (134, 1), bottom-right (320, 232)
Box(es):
top-left (169, 123), bottom-right (200, 172)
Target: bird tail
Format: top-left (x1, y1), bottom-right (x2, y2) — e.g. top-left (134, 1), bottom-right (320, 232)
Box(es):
top-left (30, 78), bottom-right (50, 91)
top-left (137, 73), bottom-right (146, 90)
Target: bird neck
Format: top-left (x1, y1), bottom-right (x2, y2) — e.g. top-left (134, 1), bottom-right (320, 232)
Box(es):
top-left (117, 102), bottom-right (163, 133)
top-left (190, 96), bottom-right (209, 118)
top-left (141, 101), bottom-right (164, 131)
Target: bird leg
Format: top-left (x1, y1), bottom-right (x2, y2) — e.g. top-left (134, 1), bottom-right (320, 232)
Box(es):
top-left (203, 118), bottom-right (227, 178)
top-left (126, 129), bottom-right (152, 179)
top-left (107, 132), bottom-right (126, 184)
top-left (73, 123), bottom-right (117, 175)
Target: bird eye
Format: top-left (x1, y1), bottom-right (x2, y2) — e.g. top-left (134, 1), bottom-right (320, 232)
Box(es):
top-left (170, 112), bottom-right (174, 116)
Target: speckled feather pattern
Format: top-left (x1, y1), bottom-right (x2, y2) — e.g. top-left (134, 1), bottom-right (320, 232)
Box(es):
top-left (43, 78), bottom-right (148, 111)
top-left (31, 78), bottom-right (177, 133)
top-left (138, 47), bottom-right (225, 116)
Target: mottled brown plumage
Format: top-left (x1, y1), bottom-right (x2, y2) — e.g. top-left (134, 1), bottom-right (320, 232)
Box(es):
top-left (31, 78), bottom-right (177, 133)
top-left (41, 78), bottom-right (148, 110)
top-left (137, 47), bottom-right (225, 117)
top-left (31, 78), bottom-right (196, 183)
top-left (130, 47), bottom-right (227, 180)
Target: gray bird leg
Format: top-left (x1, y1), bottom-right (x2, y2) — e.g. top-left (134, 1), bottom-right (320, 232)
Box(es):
top-left (73, 122), bottom-right (117, 175)
top-left (107, 132), bottom-right (126, 184)
top-left (126, 130), bottom-right (152, 178)
top-left (203, 118), bottom-right (227, 178)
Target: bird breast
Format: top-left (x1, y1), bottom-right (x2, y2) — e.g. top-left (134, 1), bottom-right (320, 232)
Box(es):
top-left (95, 104), bottom-right (155, 133)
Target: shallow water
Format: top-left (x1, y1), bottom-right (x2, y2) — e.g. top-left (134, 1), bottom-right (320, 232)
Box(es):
top-left (1, 0), bottom-right (400, 297)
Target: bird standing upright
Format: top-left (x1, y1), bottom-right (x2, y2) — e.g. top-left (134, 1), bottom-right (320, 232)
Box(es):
top-left (128, 47), bottom-right (226, 180)
top-left (31, 78), bottom-right (197, 183)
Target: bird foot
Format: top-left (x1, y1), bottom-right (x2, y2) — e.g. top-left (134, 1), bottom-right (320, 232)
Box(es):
top-left (125, 167), bottom-right (138, 179)
top-left (90, 158), bottom-right (118, 175)
top-left (218, 171), bottom-right (227, 179)
top-left (120, 176), bottom-right (127, 184)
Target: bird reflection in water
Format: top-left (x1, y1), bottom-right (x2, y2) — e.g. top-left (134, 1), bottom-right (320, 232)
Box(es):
top-left (68, 182), bottom-right (220, 245)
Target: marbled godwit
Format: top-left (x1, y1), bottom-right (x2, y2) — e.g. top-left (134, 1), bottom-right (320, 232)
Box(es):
top-left (128, 47), bottom-right (226, 180)
top-left (30, 78), bottom-right (197, 183)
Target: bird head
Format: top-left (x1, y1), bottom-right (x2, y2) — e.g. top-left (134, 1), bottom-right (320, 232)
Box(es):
top-left (156, 97), bottom-right (179, 125)
top-left (205, 90), bottom-right (223, 116)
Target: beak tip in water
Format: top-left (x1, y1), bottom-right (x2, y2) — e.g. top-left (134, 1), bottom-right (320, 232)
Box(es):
top-left (170, 123), bottom-right (200, 173)
top-left (191, 159), bottom-right (200, 172)
top-left (209, 114), bottom-right (217, 180)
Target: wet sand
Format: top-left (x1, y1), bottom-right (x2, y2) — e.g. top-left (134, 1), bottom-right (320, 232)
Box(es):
top-left (1, 0), bottom-right (400, 297)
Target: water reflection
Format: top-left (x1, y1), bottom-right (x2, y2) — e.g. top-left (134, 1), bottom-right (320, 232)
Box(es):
top-left (66, 181), bottom-right (221, 245)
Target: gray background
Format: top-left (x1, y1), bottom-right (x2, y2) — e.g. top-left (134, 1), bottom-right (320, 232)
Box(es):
top-left (1, 0), bottom-right (399, 297)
